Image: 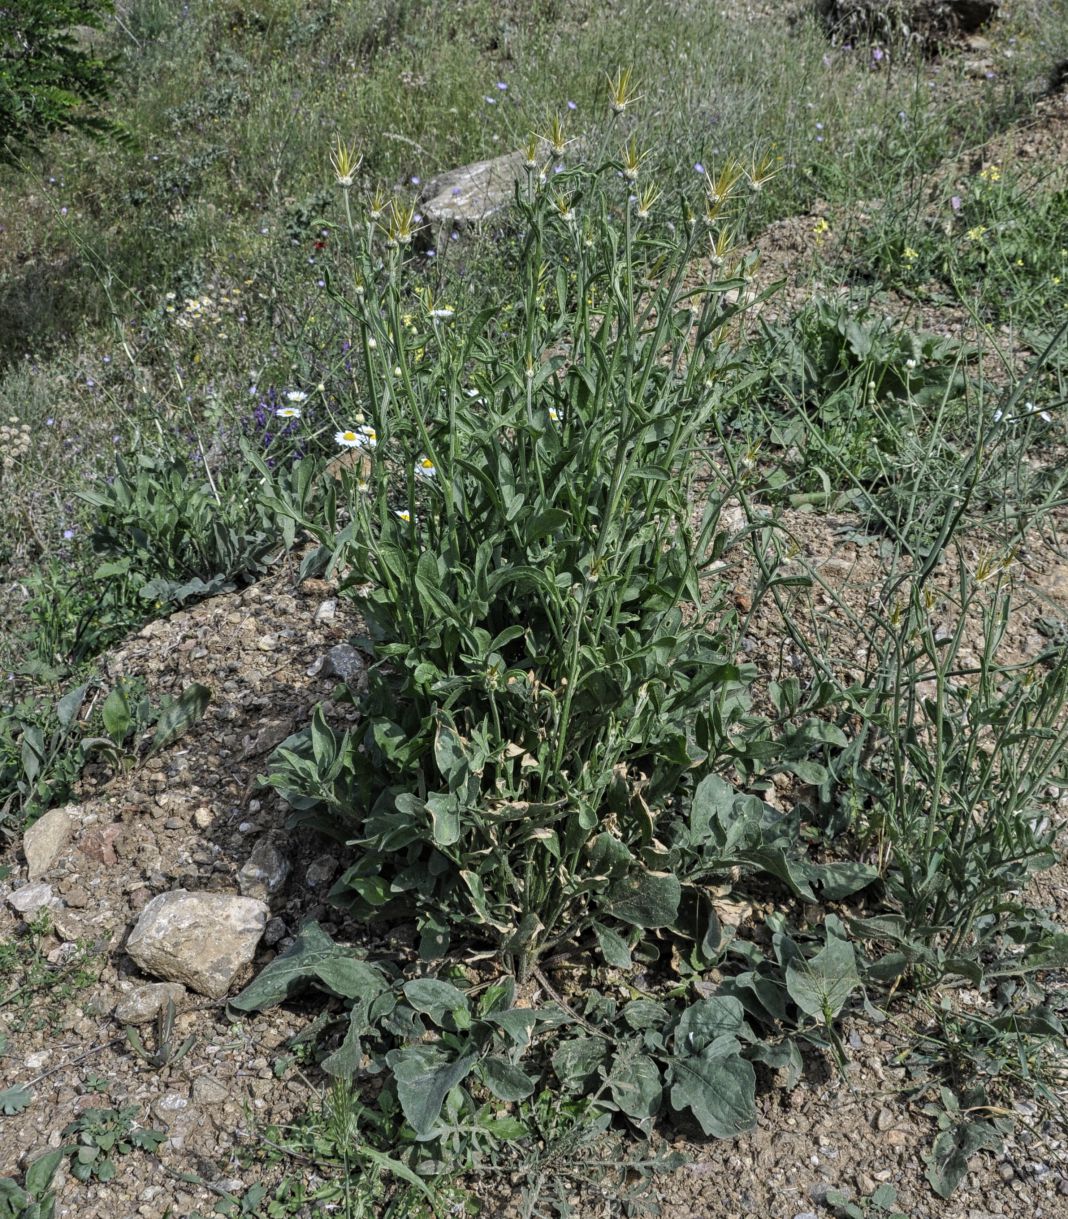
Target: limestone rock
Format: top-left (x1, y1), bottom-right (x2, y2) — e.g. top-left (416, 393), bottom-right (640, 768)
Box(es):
top-left (8, 881), bottom-right (58, 919)
top-left (114, 982), bottom-right (187, 1025)
top-left (125, 890), bottom-right (268, 999)
top-left (420, 150), bottom-right (526, 227)
top-left (237, 838), bottom-right (290, 900)
top-left (23, 806), bottom-right (75, 879)
top-left (313, 598), bottom-right (336, 624)
top-left (191, 1075), bottom-right (228, 1105)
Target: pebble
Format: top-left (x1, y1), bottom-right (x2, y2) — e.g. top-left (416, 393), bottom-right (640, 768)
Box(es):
top-left (191, 1075), bottom-right (228, 1105)
top-left (114, 982), bottom-right (186, 1025)
top-left (256, 635), bottom-right (277, 651)
top-left (153, 1093), bottom-right (190, 1119)
top-left (314, 599), bottom-right (337, 624)
top-left (305, 854), bottom-right (338, 889)
top-left (321, 643), bottom-right (364, 683)
top-left (263, 916), bottom-right (286, 946)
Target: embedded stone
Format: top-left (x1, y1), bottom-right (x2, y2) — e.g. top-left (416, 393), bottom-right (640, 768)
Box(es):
top-left (114, 982), bottom-right (187, 1025)
top-left (237, 839), bottom-right (290, 900)
top-left (420, 150), bottom-right (526, 227)
top-left (321, 643), bottom-right (365, 683)
top-left (7, 882), bottom-right (57, 919)
top-left (125, 890), bottom-right (268, 999)
top-left (23, 806), bottom-right (75, 879)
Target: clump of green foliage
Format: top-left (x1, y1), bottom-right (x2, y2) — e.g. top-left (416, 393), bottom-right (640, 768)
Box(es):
top-left (0, 0), bottom-right (121, 164)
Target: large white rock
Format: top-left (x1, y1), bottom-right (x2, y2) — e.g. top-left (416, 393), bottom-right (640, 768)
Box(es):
top-left (125, 890), bottom-right (268, 999)
top-left (23, 806), bottom-right (75, 879)
top-left (420, 150), bottom-right (526, 227)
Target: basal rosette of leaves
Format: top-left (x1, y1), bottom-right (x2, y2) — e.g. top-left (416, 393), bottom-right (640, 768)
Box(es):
top-left (258, 154), bottom-right (782, 981)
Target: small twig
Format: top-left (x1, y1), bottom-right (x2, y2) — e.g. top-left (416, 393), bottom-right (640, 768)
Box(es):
top-left (23, 1037), bottom-right (124, 1088)
top-left (532, 966), bottom-right (612, 1040)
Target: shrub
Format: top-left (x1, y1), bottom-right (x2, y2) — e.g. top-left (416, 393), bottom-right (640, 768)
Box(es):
top-left (0, 0), bottom-right (121, 165)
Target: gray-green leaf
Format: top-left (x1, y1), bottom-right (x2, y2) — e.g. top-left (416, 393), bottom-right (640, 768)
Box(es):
top-left (785, 932), bottom-right (860, 1022)
top-left (402, 978), bottom-right (470, 1024)
top-left (386, 1046), bottom-right (478, 1139)
top-left (669, 1037), bottom-right (757, 1138)
top-left (147, 682), bottom-right (211, 755)
top-left (478, 1056), bottom-right (535, 1101)
top-left (606, 868), bottom-right (681, 928)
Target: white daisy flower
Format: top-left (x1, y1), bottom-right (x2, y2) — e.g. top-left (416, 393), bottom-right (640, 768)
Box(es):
top-left (286, 390), bottom-right (308, 403)
top-left (275, 407), bottom-right (301, 419)
top-left (415, 456), bottom-right (436, 479)
top-left (429, 306), bottom-right (455, 320)
top-left (394, 509), bottom-right (413, 523)
top-left (336, 425), bottom-right (377, 449)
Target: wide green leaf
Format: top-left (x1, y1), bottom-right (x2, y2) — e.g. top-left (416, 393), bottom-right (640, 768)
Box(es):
top-left (607, 1047), bottom-right (662, 1124)
top-left (230, 922), bottom-right (388, 1011)
top-left (386, 1046), bottom-right (478, 1139)
top-left (785, 932), bottom-right (860, 1021)
top-left (606, 868), bottom-right (681, 928)
top-left (669, 1036), bottom-right (757, 1138)
top-left (55, 683), bottom-right (89, 729)
top-left (478, 1056), bottom-right (535, 1101)
top-left (402, 978), bottom-right (470, 1023)
top-left (24, 1147), bottom-right (64, 1199)
top-left (552, 1036), bottom-right (610, 1091)
top-left (593, 922), bottom-right (632, 969)
top-left (0, 1085), bottom-right (32, 1115)
top-left (925, 1119), bottom-right (1003, 1198)
top-left (101, 686), bottom-right (131, 745)
top-left (675, 995), bottom-right (748, 1055)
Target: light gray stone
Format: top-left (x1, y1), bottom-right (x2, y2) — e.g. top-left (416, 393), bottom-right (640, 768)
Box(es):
top-left (191, 1075), bottom-right (229, 1105)
top-left (237, 839), bottom-right (290, 900)
top-left (114, 982), bottom-right (186, 1025)
top-left (8, 881), bottom-right (57, 918)
top-left (420, 150), bottom-right (526, 227)
top-left (125, 889), bottom-right (268, 999)
top-left (23, 806), bottom-right (75, 879)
